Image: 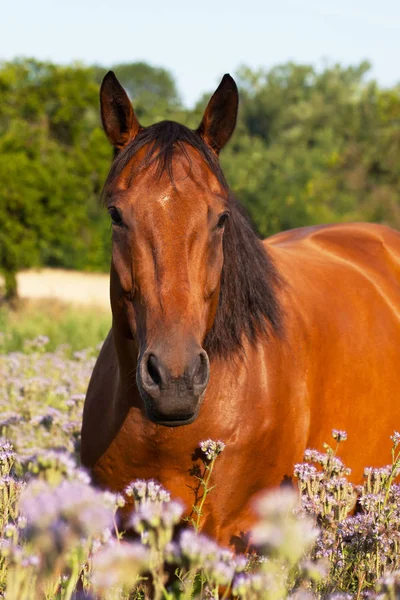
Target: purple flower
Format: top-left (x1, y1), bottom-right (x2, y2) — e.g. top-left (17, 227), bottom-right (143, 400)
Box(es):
top-left (130, 499), bottom-right (184, 532)
top-left (178, 529), bottom-right (220, 563)
top-left (125, 478), bottom-right (171, 504)
top-left (199, 439), bottom-right (226, 461)
top-left (391, 431), bottom-right (400, 448)
top-left (332, 429), bottom-right (348, 442)
top-left (91, 540), bottom-right (148, 592)
top-left (19, 479), bottom-right (114, 538)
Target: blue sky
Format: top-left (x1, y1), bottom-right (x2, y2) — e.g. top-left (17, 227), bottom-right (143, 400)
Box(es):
top-left (2, 0), bottom-right (400, 106)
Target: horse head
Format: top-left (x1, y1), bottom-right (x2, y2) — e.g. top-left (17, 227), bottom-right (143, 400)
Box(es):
top-left (100, 71), bottom-right (238, 426)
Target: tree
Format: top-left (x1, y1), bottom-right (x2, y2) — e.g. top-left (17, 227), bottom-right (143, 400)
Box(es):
top-left (0, 59), bottom-right (105, 300)
top-left (0, 58), bottom-right (186, 300)
top-left (2, 58), bottom-right (400, 301)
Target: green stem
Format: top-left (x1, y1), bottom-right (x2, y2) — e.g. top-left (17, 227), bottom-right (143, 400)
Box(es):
top-left (63, 553), bottom-right (81, 600)
top-left (113, 512), bottom-right (122, 540)
top-left (383, 449), bottom-right (400, 510)
top-left (195, 457), bottom-right (217, 533)
top-left (152, 568), bottom-right (172, 600)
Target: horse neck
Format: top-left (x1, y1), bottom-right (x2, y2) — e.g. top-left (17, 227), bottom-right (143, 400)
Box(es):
top-left (112, 325), bottom-right (139, 384)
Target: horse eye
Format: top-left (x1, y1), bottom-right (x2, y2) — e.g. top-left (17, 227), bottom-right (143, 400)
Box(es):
top-left (217, 212), bottom-right (229, 229)
top-left (108, 207), bottom-right (123, 226)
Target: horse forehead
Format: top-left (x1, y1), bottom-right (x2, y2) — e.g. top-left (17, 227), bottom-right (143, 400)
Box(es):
top-left (173, 147), bottom-right (224, 195)
top-left (132, 177), bottom-right (206, 224)
top-left (120, 142), bottom-right (224, 199)
top-left (156, 193), bottom-right (171, 208)
top-left (128, 169), bottom-right (219, 226)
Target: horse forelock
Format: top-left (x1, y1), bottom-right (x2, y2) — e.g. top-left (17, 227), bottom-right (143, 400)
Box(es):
top-left (102, 120), bottom-right (228, 195)
top-left (103, 120), bottom-right (284, 358)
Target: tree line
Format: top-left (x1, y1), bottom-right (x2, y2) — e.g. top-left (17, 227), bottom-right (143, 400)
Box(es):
top-left (1, 58), bottom-right (400, 299)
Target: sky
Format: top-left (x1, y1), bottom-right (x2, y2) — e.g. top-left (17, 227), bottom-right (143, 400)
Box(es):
top-left (2, 0), bottom-right (400, 106)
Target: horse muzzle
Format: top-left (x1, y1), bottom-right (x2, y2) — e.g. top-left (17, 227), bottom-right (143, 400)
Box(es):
top-left (137, 348), bottom-right (210, 426)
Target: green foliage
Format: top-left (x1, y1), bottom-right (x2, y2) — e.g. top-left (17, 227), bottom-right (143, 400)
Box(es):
top-left (102, 61), bottom-right (181, 119)
top-left (0, 59), bottom-right (111, 298)
top-left (226, 61), bottom-right (400, 237)
top-left (0, 300), bottom-right (110, 353)
top-left (1, 58), bottom-right (400, 298)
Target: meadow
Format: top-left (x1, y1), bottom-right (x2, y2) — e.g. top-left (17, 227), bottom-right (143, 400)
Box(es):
top-left (0, 299), bottom-right (110, 354)
top-left (1, 302), bottom-right (400, 599)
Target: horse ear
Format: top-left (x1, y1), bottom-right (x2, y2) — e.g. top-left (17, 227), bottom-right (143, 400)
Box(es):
top-left (197, 74), bottom-right (238, 154)
top-left (100, 71), bottom-right (141, 149)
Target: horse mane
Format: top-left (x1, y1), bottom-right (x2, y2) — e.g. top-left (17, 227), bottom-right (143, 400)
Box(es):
top-left (103, 120), bottom-right (284, 358)
top-left (205, 193), bottom-right (284, 357)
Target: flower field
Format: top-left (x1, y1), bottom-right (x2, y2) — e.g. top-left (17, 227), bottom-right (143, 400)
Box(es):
top-left (0, 331), bottom-right (400, 599)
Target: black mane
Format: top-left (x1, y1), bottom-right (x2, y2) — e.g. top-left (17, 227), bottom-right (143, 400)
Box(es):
top-left (104, 120), bottom-right (284, 358)
top-left (205, 194), bottom-right (284, 357)
top-left (104, 120), bottom-right (226, 191)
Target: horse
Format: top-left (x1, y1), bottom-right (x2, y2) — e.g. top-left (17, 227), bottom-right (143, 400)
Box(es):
top-left (81, 71), bottom-right (400, 549)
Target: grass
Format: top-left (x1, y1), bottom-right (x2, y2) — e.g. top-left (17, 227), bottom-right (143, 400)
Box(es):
top-left (0, 299), bottom-right (111, 353)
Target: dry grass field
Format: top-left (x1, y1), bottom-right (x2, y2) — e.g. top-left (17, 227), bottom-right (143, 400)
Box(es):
top-left (0, 269), bottom-right (111, 353)
top-left (5, 268), bottom-right (110, 309)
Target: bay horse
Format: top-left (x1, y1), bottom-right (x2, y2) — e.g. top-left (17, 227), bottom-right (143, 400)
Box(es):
top-left (81, 71), bottom-right (400, 548)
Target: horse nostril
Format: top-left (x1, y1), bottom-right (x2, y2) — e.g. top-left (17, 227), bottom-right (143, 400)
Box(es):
top-left (192, 351), bottom-right (210, 389)
top-left (147, 354), bottom-right (162, 387)
top-left (141, 349), bottom-right (209, 401)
